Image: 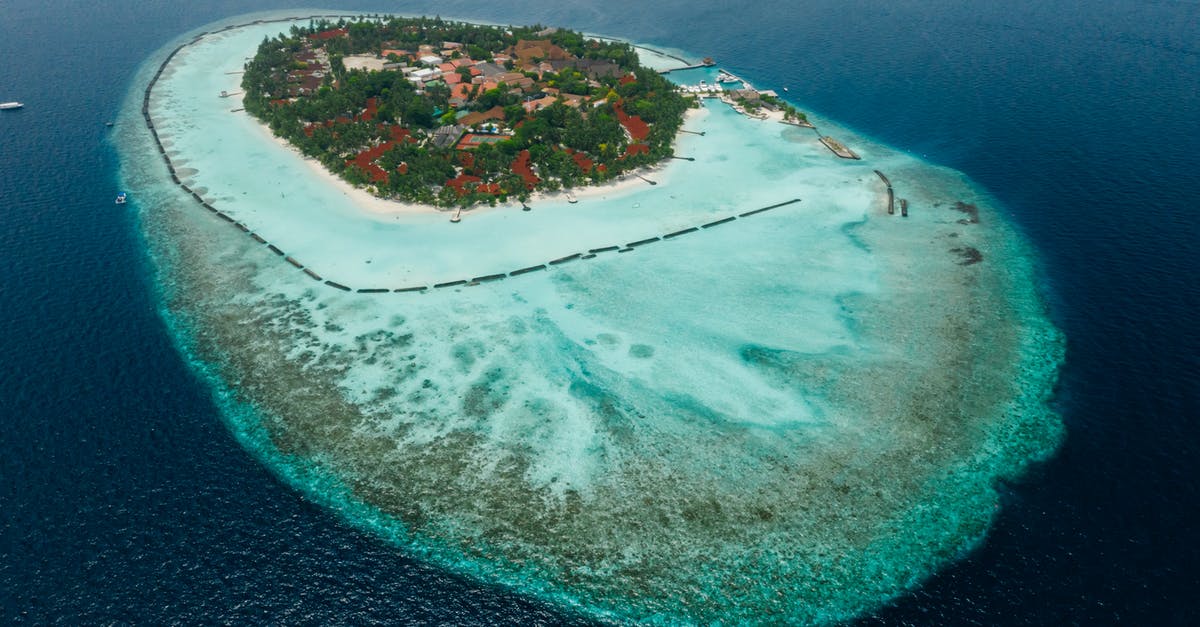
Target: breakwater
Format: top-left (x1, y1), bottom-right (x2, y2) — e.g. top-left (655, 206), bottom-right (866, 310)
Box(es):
top-left (819, 135), bottom-right (860, 159)
top-left (873, 170), bottom-right (909, 217)
top-left (141, 18), bottom-right (808, 295)
top-left (874, 170), bottom-right (894, 215)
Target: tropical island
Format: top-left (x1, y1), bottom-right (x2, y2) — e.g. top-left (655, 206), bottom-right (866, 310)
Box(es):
top-left (128, 12), bottom-right (1066, 625)
top-left (241, 17), bottom-right (693, 207)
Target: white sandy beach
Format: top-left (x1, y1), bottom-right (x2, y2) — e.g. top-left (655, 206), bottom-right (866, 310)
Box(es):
top-left (242, 97), bottom-right (711, 218)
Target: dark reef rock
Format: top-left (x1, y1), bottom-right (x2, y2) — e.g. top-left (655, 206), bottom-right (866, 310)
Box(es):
top-left (950, 246), bottom-right (984, 265)
top-left (952, 201), bottom-right (980, 224)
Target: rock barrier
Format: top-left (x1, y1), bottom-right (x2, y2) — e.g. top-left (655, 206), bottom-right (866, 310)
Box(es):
top-left (142, 18), bottom-right (806, 295)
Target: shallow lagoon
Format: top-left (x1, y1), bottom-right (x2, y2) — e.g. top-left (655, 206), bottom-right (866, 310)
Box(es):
top-left (122, 14), bottom-right (1063, 625)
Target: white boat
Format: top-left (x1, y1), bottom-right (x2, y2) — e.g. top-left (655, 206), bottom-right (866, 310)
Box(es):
top-left (0, 102), bottom-right (24, 110)
top-left (115, 192), bottom-right (127, 205)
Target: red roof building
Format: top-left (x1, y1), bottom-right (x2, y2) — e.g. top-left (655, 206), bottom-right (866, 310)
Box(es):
top-left (511, 150), bottom-right (540, 189)
top-left (309, 28), bottom-right (348, 41)
top-left (613, 101), bottom-right (650, 141)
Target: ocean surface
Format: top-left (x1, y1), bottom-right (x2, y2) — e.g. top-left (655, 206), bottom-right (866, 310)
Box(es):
top-left (2, 1), bottom-right (1197, 625)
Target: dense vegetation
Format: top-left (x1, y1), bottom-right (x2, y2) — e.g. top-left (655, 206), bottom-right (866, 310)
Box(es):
top-left (242, 16), bottom-right (693, 207)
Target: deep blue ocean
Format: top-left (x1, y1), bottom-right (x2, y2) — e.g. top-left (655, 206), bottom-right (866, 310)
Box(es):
top-left (2, 0), bottom-right (1197, 624)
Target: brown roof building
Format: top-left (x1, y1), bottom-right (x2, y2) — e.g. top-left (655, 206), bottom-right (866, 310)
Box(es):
top-left (509, 39), bottom-right (571, 68)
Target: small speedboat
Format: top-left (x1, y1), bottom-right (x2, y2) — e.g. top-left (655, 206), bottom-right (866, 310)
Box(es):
top-left (115, 192), bottom-right (127, 205)
top-left (0, 101), bottom-right (24, 110)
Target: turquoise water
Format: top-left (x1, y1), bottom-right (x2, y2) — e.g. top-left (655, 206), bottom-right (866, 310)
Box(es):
top-left (120, 13), bottom-right (1063, 625)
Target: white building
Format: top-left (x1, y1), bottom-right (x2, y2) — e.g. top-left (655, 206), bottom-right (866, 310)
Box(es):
top-left (410, 68), bottom-right (443, 83)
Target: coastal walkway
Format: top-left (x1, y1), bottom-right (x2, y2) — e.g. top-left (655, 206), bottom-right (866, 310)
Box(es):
top-left (141, 17), bottom-right (806, 294)
top-left (658, 62), bottom-right (714, 74)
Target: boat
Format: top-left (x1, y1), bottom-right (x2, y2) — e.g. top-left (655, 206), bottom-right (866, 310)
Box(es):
top-left (450, 208), bottom-right (461, 223)
top-left (0, 102), bottom-right (24, 110)
top-left (115, 192), bottom-right (127, 205)
top-left (566, 191), bottom-right (577, 204)
top-left (716, 71), bottom-right (739, 84)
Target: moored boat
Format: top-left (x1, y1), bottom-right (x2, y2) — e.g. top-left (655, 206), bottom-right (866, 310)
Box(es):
top-left (0, 102), bottom-right (24, 110)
